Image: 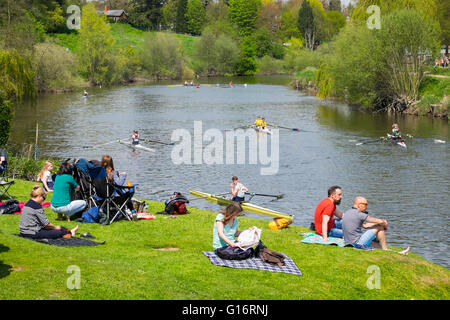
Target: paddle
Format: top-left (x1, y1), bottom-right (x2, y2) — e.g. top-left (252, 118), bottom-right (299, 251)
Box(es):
top-left (143, 139), bottom-right (174, 146)
top-left (245, 192), bottom-right (284, 200)
top-left (355, 137), bottom-right (384, 146)
top-left (188, 192), bottom-right (231, 201)
top-left (268, 123), bottom-right (300, 132)
top-left (82, 139), bottom-right (122, 149)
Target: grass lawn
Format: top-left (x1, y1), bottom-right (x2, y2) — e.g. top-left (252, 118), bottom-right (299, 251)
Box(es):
top-left (50, 24), bottom-right (198, 60)
top-left (0, 180), bottom-right (448, 300)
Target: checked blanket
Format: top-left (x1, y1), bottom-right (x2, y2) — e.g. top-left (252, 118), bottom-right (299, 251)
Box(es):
top-left (202, 251), bottom-right (302, 276)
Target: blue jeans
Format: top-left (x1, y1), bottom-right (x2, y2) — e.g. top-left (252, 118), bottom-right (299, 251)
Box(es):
top-left (51, 200), bottom-right (86, 217)
top-left (328, 218), bottom-right (343, 238)
top-left (356, 229), bottom-right (376, 246)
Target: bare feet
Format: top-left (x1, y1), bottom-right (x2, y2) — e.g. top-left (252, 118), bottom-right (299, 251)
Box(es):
top-left (399, 246), bottom-right (411, 255)
top-left (71, 225), bottom-right (79, 236)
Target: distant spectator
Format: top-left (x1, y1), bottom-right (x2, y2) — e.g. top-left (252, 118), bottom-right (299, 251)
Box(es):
top-left (37, 161), bottom-right (54, 192)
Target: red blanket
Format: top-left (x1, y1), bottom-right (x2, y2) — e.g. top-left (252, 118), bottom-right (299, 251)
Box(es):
top-left (0, 201), bottom-right (51, 214)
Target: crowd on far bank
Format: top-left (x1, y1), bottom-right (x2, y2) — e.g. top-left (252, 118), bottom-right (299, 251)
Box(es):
top-left (435, 56), bottom-right (449, 68)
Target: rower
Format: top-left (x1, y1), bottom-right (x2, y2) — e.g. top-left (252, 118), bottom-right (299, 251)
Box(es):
top-left (254, 116), bottom-right (262, 128)
top-left (230, 176), bottom-right (249, 202)
top-left (261, 117), bottom-right (267, 129)
top-left (83, 90), bottom-right (88, 97)
top-left (390, 123), bottom-right (402, 141)
top-left (131, 130), bottom-right (140, 145)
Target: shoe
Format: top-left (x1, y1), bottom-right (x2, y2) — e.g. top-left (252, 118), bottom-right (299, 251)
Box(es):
top-left (80, 232), bottom-right (95, 239)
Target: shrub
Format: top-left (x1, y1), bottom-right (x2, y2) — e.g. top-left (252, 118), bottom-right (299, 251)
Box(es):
top-left (257, 55), bottom-right (285, 75)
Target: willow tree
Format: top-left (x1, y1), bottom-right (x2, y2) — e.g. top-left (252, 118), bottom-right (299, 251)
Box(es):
top-left (375, 9), bottom-right (440, 111)
top-left (0, 49), bottom-right (35, 146)
top-left (350, 0), bottom-right (438, 21)
top-left (78, 3), bottom-right (115, 85)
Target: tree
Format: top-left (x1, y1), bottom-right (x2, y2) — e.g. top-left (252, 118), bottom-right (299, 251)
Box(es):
top-left (256, 0), bottom-right (282, 32)
top-left (161, 0), bottom-right (178, 30)
top-left (278, 9), bottom-right (303, 41)
top-left (323, 10), bottom-right (346, 41)
top-left (176, 0), bottom-right (188, 33)
top-left (228, 0), bottom-right (261, 37)
top-left (78, 2), bottom-right (115, 84)
top-left (298, 0), bottom-right (316, 50)
top-left (127, 0), bottom-right (166, 31)
top-left (234, 37), bottom-right (258, 75)
top-left (0, 92), bottom-right (12, 147)
top-left (435, 0), bottom-right (450, 55)
top-left (329, 0), bottom-right (342, 12)
top-left (186, 0), bottom-right (206, 35)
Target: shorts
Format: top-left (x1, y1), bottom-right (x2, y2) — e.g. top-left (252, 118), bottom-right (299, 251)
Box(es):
top-left (356, 229), bottom-right (376, 247)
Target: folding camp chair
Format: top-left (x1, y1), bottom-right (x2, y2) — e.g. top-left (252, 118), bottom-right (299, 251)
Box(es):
top-left (0, 149), bottom-right (14, 200)
top-left (83, 164), bottom-right (136, 224)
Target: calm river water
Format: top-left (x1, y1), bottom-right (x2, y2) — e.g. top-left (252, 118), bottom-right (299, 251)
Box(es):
top-left (11, 76), bottom-right (449, 268)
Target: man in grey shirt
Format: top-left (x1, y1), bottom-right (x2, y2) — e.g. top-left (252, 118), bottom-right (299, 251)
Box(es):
top-left (342, 196), bottom-right (410, 254)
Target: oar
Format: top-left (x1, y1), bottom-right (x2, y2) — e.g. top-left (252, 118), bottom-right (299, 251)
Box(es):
top-left (82, 139), bottom-right (122, 149)
top-left (224, 125), bottom-right (251, 131)
top-left (355, 137), bottom-right (384, 146)
top-left (143, 139), bottom-right (174, 146)
top-left (188, 192), bottom-right (231, 201)
top-left (268, 123), bottom-right (300, 131)
top-left (245, 192), bottom-right (284, 200)
top-left (404, 134), bottom-right (445, 143)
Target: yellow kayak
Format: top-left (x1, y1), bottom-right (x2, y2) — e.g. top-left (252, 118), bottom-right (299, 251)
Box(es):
top-left (189, 190), bottom-right (293, 221)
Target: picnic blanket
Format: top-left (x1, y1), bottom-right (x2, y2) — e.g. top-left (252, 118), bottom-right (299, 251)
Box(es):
top-left (13, 234), bottom-right (105, 247)
top-left (300, 232), bottom-right (345, 247)
top-left (0, 201), bottom-right (51, 214)
top-left (202, 251), bottom-right (302, 276)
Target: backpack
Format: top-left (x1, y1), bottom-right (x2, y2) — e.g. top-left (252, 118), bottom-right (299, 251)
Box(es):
top-left (82, 207), bottom-right (100, 223)
top-left (0, 200), bottom-right (20, 215)
top-left (158, 192), bottom-right (189, 215)
top-left (216, 246), bottom-right (253, 260)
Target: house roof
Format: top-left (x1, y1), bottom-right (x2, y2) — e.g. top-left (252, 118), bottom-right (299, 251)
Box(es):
top-left (97, 10), bottom-right (127, 17)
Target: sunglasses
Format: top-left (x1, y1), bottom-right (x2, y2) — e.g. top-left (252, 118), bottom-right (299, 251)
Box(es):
top-left (359, 202), bottom-right (368, 206)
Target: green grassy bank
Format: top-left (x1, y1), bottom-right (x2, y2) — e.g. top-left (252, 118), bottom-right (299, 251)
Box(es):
top-left (0, 179), bottom-right (448, 300)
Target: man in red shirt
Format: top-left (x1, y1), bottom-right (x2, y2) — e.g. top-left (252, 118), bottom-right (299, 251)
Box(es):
top-left (314, 186), bottom-right (344, 241)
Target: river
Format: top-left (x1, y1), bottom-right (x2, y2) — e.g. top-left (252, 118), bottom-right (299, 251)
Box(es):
top-left (10, 76), bottom-right (449, 268)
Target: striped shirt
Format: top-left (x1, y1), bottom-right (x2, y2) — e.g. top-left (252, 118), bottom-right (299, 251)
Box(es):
top-left (19, 200), bottom-right (50, 235)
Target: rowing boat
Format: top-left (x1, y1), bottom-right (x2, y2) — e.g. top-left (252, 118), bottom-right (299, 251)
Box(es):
top-left (386, 135), bottom-right (407, 148)
top-left (189, 190), bottom-right (293, 221)
top-left (117, 140), bottom-right (155, 152)
top-left (250, 125), bottom-right (272, 135)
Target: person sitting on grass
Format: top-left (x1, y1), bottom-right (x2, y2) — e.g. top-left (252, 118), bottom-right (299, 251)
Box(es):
top-left (213, 202), bottom-right (243, 252)
top-left (342, 196), bottom-right (410, 255)
top-left (314, 185), bottom-right (344, 241)
top-left (19, 185), bottom-right (78, 239)
top-left (37, 161), bottom-right (54, 192)
top-left (51, 162), bottom-right (86, 222)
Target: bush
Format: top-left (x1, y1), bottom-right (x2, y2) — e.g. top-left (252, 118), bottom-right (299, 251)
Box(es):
top-left (33, 40), bottom-right (79, 91)
top-left (257, 55), bottom-right (285, 75)
top-left (138, 32), bottom-right (184, 80)
top-left (295, 67), bottom-right (317, 83)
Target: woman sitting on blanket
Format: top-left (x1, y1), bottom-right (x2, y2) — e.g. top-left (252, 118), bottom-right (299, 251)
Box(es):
top-left (19, 185), bottom-right (78, 239)
top-left (213, 202), bottom-right (242, 251)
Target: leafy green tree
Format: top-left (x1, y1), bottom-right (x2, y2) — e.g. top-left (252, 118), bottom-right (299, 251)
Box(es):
top-left (127, 0), bottom-right (165, 31)
top-left (228, 0), bottom-right (261, 37)
top-left (435, 0), bottom-right (450, 55)
top-left (298, 0), bottom-right (316, 50)
top-left (176, 0), bottom-right (188, 33)
top-left (186, 0), bottom-right (206, 35)
top-left (78, 2), bottom-right (115, 84)
top-left (192, 28), bottom-right (217, 75)
top-left (351, 0), bottom-right (437, 21)
top-left (0, 49), bottom-right (35, 101)
top-left (329, 0), bottom-right (342, 12)
top-left (322, 10), bottom-right (346, 42)
top-left (234, 37), bottom-right (258, 75)
top-left (161, 0), bottom-right (178, 30)
top-left (213, 34), bottom-right (240, 75)
top-left (278, 9), bottom-right (303, 42)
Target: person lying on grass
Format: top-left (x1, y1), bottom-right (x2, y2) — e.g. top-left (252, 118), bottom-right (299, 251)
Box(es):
top-left (342, 196), bottom-right (410, 255)
top-left (19, 185), bottom-right (78, 239)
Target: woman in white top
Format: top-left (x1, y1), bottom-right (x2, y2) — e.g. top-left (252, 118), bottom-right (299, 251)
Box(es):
top-left (37, 161), bottom-right (54, 192)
